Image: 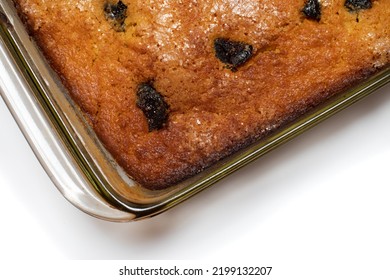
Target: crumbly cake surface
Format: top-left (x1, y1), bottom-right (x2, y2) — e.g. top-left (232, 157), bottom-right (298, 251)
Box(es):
top-left (14, 0), bottom-right (390, 189)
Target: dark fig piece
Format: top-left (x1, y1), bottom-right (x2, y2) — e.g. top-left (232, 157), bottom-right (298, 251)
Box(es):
top-left (136, 83), bottom-right (169, 131)
top-left (302, 0), bottom-right (322, 21)
top-left (104, 1), bottom-right (128, 32)
top-left (214, 38), bottom-right (253, 71)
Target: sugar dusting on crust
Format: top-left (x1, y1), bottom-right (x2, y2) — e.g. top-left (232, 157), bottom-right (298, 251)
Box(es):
top-left (372, 38), bottom-right (390, 68)
top-left (211, 0), bottom-right (262, 18)
top-left (75, 0), bottom-right (93, 12)
top-left (321, 0), bottom-right (332, 7)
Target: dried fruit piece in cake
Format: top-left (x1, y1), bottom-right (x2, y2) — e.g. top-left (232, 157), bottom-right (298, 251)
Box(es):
top-left (302, 0), bottom-right (322, 21)
top-left (104, 0), bottom-right (128, 32)
top-left (136, 83), bottom-right (169, 131)
top-left (214, 38), bottom-right (253, 72)
top-left (344, 0), bottom-right (372, 12)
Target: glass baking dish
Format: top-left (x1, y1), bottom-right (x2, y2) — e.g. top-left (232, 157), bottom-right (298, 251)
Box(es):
top-left (1, 1), bottom-right (389, 222)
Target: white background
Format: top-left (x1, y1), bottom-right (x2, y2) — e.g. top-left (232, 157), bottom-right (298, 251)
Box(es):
top-left (1, 79), bottom-right (390, 278)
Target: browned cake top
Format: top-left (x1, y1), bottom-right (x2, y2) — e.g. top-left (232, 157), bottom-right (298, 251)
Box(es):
top-left (15, 0), bottom-right (390, 189)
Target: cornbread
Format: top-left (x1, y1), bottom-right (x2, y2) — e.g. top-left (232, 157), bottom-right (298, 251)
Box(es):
top-left (14, 0), bottom-right (390, 189)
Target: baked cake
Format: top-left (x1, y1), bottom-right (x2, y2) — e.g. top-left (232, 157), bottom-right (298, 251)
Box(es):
top-left (14, 0), bottom-right (390, 189)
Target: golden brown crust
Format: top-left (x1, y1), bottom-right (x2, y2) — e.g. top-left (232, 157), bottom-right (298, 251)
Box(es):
top-left (14, 0), bottom-right (390, 189)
